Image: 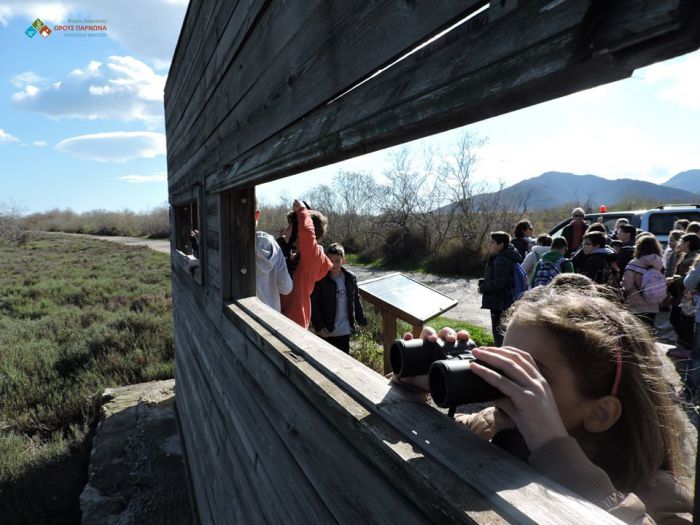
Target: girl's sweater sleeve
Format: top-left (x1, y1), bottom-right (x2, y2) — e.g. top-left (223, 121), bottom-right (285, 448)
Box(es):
top-left (529, 437), bottom-right (690, 524)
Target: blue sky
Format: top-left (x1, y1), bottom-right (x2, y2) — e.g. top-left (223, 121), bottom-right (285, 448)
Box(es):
top-left (1, 2), bottom-right (698, 214)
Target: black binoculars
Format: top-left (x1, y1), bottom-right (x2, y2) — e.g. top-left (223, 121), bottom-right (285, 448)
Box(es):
top-left (390, 338), bottom-right (476, 378)
top-left (390, 338), bottom-right (502, 407)
top-left (428, 355), bottom-right (502, 408)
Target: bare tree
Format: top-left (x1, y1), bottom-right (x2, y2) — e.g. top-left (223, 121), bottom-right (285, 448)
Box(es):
top-left (306, 170), bottom-right (380, 250)
top-left (0, 201), bottom-right (26, 245)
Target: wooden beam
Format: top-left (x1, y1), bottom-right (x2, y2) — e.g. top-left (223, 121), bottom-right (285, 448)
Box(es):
top-left (233, 297), bottom-right (624, 524)
top-left (166, 0), bottom-right (488, 185)
top-left (217, 187), bottom-right (256, 301)
top-left (167, 0), bottom-right (700, 193)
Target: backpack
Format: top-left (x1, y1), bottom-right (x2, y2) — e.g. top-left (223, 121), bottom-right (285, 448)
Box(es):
top-left (512, 263), bottom-right (529, 301)
top-left (532, 258), bottom-right (568, 288)
top-left (626, 263), bottom-right (667, 304)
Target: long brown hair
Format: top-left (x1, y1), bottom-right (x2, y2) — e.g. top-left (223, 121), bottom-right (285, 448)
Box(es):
top-left (502, 286), bottom-right (690, 492)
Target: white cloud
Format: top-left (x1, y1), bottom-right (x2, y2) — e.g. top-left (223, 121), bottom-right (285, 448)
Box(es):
top-left (33, 140), bottom-right (48, 146)
top-left (0, 2), bottom-right (71, 26)
top-left (0, 1), bottom-right (187, 64)
top-left (637, 51), bottom-right (700, 111)
top-left (0, 128), bottom-right (20, 143)
top-left (55, 131), bottom-right (166, 162)
top-left (12, 56), bottom-right (165, 126)
top-left (118, 173), bottom-right (167, 183)
top-left (11, 71), bottom-right (46, 87)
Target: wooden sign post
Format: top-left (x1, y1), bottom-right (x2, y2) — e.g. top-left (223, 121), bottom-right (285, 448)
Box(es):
top-left (358, 273), bottom-right (458, 374)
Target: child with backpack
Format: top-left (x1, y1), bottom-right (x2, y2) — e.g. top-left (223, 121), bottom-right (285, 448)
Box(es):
top-left (530, 237), bottom-right (574, 287)
top-left (458, 285), bottom-right (693, 523)
top-left (622, 235), bottom-right (666, 329)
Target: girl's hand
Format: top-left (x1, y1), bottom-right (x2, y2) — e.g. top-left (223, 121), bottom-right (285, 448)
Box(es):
top-left (469, 346), bottom-right (568, 452)
top-left (454, 406), bottom-right (515, 440)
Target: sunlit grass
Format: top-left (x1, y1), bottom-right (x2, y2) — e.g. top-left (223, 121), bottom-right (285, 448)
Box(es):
top-left (0, 233), bottom-right (173, 523)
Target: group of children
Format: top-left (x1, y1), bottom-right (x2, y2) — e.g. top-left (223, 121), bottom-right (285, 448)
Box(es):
top-left (254, 199), bottom-right (366, 353)
top-left (257, 200), bottom-right (696, 522)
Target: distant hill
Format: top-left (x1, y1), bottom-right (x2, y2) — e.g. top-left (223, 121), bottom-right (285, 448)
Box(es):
top-left (662, 170), bottom-right (700, 195)
top-left (462, 171), bottom-right (700, 211)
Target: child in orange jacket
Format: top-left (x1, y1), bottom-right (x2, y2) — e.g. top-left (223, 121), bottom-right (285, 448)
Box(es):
top-left (280, 200), bottom-right (333, 329)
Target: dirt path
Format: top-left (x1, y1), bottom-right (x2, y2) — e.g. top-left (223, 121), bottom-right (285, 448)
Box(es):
top-left (80, 234), bottom-right (491, 328)
top-left (82, 234), bottom-right (171, 254)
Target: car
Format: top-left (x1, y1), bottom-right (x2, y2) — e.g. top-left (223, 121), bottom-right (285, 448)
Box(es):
top-left (548, 204), bottom-right (700, 245)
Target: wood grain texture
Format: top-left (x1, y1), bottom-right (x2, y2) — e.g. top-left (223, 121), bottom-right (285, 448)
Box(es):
top-left (235, 297), bottom-right (624, 525)
top-left (167, 1), bottom-right (700, 522)
top-left (165, 0), bottom-right (700, 194)
top-left (166, 0), bottom-right (486, 187)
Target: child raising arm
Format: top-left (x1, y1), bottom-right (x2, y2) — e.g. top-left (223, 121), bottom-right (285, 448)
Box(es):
top-left (461, 286), bottom-right (693, 524)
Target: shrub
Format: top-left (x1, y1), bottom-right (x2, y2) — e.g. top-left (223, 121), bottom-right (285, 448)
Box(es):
top-left (0, 202), bottom-right (26, 245)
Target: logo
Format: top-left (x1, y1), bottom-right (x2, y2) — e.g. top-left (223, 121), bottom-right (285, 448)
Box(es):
top-left (25, 17), bottom-right (108, 39)
top-left (27, 18), bottom-right (50, 39)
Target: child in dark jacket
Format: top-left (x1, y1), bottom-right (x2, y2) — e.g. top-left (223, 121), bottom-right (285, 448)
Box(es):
top-left (479, 231), bottom-right (522, 347)
top-left (311, 243), bottom-right (367, 353)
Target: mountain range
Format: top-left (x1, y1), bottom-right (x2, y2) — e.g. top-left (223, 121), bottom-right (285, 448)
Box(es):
top-left (468, 170), bottom-right (700, 211)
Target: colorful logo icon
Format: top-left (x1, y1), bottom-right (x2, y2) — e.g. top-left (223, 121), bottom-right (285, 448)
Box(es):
top-left (40, 26), bottom-right (52, 38)
top-left (25, 26), bottom-right (38, 38)
top-left (32, 18), bottom-right (44, 30)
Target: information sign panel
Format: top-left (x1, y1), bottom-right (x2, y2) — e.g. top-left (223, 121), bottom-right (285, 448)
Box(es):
top-left (358, 273), bottom-right (457, 324)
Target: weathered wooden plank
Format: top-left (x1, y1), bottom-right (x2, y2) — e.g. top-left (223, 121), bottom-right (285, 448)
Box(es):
top-left (180, 0), bottom-right (587, 189)
top-left (205, 0), bottom-right (599, 190)
top-left (175, 335), bottom-right (247, 523)
top-left (218, 192), bottom-right (232, 301)
top-left (175, 317), bottom-right (343, 524)
top-left (170, 0), bottom-right (700, 193)
top-left (175, 367), bottom-right (262, 523)
top-left (164, 0), bottom-right (205, 101)
top-left (166, 0), bottom-right (486, 186)
top-left (230, 187), bottom-right (256, 299)
top-left (221, 303), bottom-right (509, 525)
top-left (174, 269), bottom-right (469, 523)
top-left (166, 0), bottom-right (268, 138)
top-left (207, 315), bottom-right (439, 523)
top-left (174, 317), bottom-right (319, 524)
top-left (173, 271), bottom-right (434, 524)
top-left (235, 297), bottom-right (624, 525)
top-left (174, 304), bottom-right (261, 522)
top-left (165, 0), bottom-right (244, 133)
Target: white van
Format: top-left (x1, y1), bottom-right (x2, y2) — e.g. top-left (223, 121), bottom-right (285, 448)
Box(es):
top-left (548, 204), bottom-right (700, 245)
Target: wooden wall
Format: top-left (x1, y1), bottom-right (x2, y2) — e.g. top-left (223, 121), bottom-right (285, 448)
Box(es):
top-left (165, 0), bottom-right (700, 523)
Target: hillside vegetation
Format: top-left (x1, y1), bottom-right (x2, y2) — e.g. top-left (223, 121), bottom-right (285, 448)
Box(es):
top-left (0, 233), bottom-right (174, 523)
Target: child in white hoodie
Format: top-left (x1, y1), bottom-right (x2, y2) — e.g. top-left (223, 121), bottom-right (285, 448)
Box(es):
top-left (255, 206), bottom-right (292, 311)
